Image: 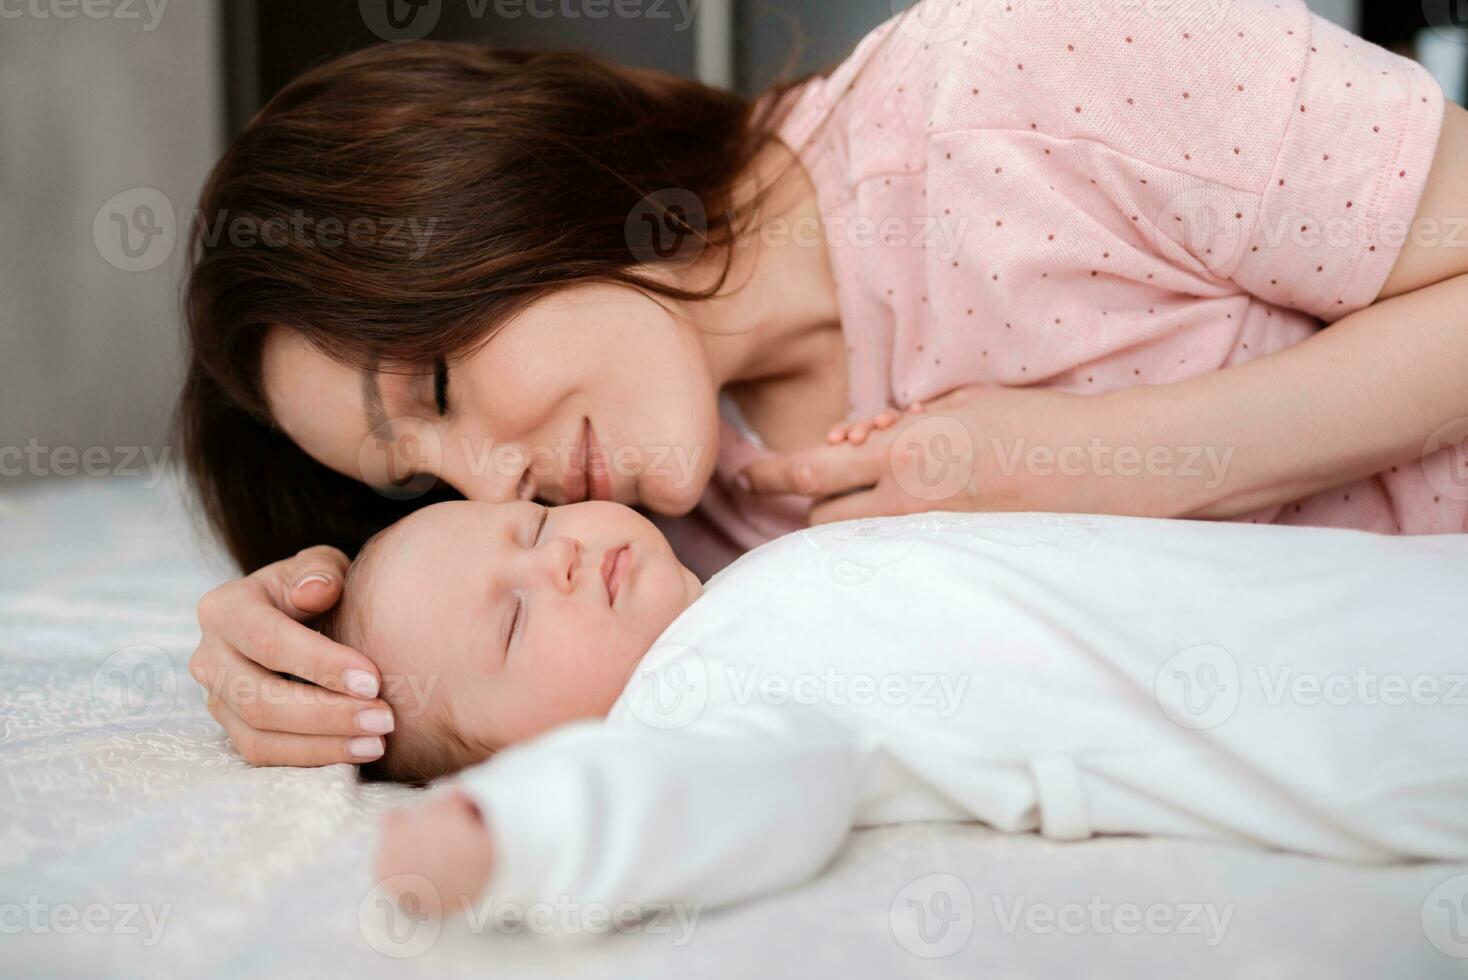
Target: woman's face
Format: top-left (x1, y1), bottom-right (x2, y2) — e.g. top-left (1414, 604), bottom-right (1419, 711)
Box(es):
top-left (262, 283), bottom-right (722, 516)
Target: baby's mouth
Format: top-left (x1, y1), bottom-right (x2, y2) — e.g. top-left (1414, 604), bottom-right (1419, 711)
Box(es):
top-left (601, 545), bottom-right (631, 606)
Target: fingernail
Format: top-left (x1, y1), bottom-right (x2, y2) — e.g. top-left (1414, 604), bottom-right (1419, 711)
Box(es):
top-left (343, 669), bottom-right (379, 699)
top-left (348, 736), bottom-right (385, 760)
top-left (295, 572), bottom-right (332, 590)
top-left (733, 473), bottom-right (751, 493)
top-left (356, 709), bottom-right (395, 734)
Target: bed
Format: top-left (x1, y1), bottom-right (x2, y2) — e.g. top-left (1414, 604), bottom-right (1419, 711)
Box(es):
top-left (3, 476), bottom-right (1464, 978)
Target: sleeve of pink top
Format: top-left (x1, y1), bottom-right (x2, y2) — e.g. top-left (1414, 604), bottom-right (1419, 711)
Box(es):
top-left (1219, 12), bottom-right (1444, 322)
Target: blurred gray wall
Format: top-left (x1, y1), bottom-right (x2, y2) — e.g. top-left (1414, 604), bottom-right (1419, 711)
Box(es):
top-left (0, 0), bottom-right (221, 485)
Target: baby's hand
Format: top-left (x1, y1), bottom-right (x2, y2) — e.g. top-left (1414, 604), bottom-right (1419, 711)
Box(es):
top-left (371, 789), bottom-right (494, 919)
top-left (825, 403), bottom-right (928, 447)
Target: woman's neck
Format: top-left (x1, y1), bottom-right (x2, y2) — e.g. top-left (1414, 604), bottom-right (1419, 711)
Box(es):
top-left (673, 137), bottom-right (850, 452)
top-left (678, 137), bottom-right (844, 392)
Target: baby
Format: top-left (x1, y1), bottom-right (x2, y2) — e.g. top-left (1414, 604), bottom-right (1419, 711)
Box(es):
top-left (321, 499), bottom-right (703, 784)
top-left (332, 500), bottom-right (1468, 921)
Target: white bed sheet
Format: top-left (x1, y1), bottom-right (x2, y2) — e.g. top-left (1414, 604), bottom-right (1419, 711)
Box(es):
top-left (2, 477), bottom-right (1465, 979)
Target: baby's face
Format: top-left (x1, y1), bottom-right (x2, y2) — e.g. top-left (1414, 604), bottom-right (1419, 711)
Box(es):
top-left (359, 499), bottom-right (702, 753)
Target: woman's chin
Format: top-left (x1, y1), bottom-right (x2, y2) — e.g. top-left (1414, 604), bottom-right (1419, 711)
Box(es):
top-left (637, 478), bottom-right (705, 518)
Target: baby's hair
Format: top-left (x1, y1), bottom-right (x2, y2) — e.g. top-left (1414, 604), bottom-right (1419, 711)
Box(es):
top-left (318, 523), bottom-right (495, 786)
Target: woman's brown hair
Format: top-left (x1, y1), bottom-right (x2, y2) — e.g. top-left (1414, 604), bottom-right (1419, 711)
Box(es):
top-left (179, 31), bottom-right (891, 571)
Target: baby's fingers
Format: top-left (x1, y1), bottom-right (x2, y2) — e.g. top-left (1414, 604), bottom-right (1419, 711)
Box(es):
top-left (373, 793), bottom-right (494, 917)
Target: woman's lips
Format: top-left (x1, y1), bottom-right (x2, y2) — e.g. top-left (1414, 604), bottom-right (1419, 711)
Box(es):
top-left (565, 418), bottom-right (614, 505)
top-left (585, 420), bottom-right (613, 503)
top-left (601, 545), bottom-right (631, 606)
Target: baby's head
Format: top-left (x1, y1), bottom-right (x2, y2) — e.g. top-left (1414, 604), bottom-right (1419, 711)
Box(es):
top-left (321, 499), bottom-right (702, 783)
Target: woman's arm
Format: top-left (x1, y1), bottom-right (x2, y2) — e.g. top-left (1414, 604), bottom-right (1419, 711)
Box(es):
top-left (738, 273), bottom-right (1468, 524)
top-left (1125, 270), bottom-right (1468, 520)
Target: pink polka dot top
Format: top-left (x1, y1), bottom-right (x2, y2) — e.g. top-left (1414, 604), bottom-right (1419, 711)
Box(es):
top-left (661, 0), bottom-right (1459, 579)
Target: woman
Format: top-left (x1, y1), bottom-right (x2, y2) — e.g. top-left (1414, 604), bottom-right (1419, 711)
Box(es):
top-left (182, 0), bottom-right (1468, 767)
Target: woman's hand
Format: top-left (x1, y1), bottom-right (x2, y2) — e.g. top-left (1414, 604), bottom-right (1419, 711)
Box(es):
top-left (188, 546), bottom-right (394, 767)
top-left (739, 385), bottom-right (1198, 524)
top-left (373, 790), bottom-right (495, 919)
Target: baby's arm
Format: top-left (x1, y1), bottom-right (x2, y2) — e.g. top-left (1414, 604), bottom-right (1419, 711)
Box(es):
top-left (374, 789), bottom-right (494, 917)
top-left (370, 703), bottom-right (861, 920)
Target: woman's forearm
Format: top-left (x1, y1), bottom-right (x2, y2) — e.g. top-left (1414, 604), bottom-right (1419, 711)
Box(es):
top-left (1111, 273), bottom-right (1468, 520)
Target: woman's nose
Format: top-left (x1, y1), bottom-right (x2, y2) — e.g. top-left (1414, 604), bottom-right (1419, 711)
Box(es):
top-left (441, 440), bottom-right (535, 503)
top-left (541, 536), bottom-right (580, 594)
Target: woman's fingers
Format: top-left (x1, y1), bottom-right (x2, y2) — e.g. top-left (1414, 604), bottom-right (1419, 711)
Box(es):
top-left (233, 596), bottom-right (380, 697)
top-left (197, 578), bottom-right (381, 699)
top-left (196, 647), bottom-right (395, 738)
top-left (807, 447), bottom-right (952, 524)
top-left (188, 545), bottom-right (388, 768)
top-left (283, 545), bottom-right (350, 616)
top-left (808, 489), bottom-right (883, 525)
top-left (739, 443), bottom-right (883, 498)
top-left (209, 698), bottom-right (386, 767)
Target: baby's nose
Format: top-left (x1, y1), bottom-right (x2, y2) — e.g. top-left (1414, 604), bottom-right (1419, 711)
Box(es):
top-left (544, 536), bottom-right (580, 594)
